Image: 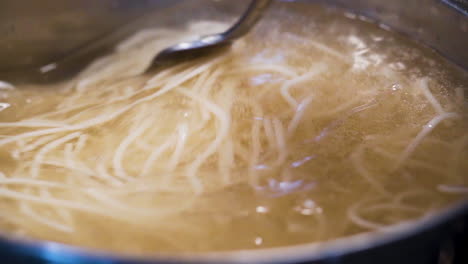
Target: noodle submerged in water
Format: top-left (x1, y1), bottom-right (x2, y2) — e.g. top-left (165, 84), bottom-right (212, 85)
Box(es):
top-left (0, 2), bottom-right (467, 253)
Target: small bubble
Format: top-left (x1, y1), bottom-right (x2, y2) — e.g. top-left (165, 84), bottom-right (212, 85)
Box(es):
top-left (254, 237), bottom-right (263, 246)
top-left (254, 164), bottom-right (270, 170)
top-left (391, 83), bottom-right (401, 91)
top-left (0, 102), bottom-right (10, 111)
top-left (303, 199), bottom-right (315, 208)
top-left (294, 199), bottom-right (323, 215)
top-left (300, 208), bottom-right (314, 215)
top-left (11, 150), bottom-right (21, 160)
top-left (256, 206), bottom-right (268, 214)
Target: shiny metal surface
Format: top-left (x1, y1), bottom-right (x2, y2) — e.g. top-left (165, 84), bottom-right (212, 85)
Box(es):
top-left (150, 0), bottom-right (271, 69)
top-left (0, 0), bottom-right (245, 83)
top-left (0, 0), bottom-right (467, 263)
top-left (0, 0), bottom-right (270, 79)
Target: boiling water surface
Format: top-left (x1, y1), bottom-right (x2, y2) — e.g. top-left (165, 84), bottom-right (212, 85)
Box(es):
top-left (0, 1), bottom-right (467, 254)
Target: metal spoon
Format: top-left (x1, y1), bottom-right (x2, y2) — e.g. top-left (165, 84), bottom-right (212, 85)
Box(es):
top-left (0, 0), bottom-right (271, 83)
top-left (148, 0), bottom-right (272, 69)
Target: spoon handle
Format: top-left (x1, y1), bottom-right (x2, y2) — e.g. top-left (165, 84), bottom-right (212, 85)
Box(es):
top-left (222, 0), bottom-right (272, 40)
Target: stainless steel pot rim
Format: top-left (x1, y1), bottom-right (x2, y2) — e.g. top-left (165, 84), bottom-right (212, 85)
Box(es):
top-left (0, 199), bottom-right (467, 264)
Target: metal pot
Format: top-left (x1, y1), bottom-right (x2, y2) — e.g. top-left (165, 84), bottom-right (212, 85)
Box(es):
top-left (0, 0), bottom-right (467, 263)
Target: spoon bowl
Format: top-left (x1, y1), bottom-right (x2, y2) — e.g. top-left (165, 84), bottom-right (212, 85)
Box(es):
top-left (148, 0), bottom-right (271, 69)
